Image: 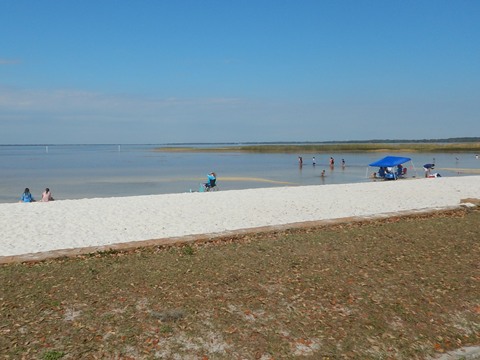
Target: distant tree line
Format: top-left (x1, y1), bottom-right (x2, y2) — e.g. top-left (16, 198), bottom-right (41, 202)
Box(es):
top-left (329, 137), bottom-right (480, 144)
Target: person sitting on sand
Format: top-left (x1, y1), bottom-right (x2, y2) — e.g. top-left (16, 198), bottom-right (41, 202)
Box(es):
top-left (397, 164), bottom-right (403, 176)
top-left (378, 167), bottom-right (386, 178)
top-left (204, 172), bottom-right (217, 190)
top-left (20, 188), bottom-right (35, 203)
top-left (41, 188), bottom-right (54, 202)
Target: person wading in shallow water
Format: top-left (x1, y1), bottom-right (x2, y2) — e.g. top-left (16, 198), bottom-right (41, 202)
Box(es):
top-left (329, 157), bottom-right (335, 168)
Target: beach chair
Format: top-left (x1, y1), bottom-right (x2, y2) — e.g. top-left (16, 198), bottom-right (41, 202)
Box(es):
top-left (204, 178), bottom-right (218, 192)
top-left (396, 167), bottom-right (404, 178)
top-left (384, 172), bottom-right (397, 180)
top-left (378, 167), bottom-right (386, 178)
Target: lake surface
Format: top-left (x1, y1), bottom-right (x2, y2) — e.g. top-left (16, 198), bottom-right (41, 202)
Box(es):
top-left (1, 144), bottom-right (478, 203)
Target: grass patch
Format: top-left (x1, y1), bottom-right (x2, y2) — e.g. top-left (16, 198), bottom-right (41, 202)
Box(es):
top-left (42, 350), bottom-right (65, 360)
top-left (181, 244), bottom-right (195, 256)
top-left (1, 209), bottom-right (479, 358)
top-left (154, 142), bottom-right (480, 153)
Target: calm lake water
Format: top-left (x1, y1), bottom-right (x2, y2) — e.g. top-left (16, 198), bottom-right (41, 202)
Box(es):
top-left (1, 144), bottom-right (479, 203)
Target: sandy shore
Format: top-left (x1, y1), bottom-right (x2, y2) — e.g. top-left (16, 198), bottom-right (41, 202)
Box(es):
top-left (1, 176), bottom-right (480, 262)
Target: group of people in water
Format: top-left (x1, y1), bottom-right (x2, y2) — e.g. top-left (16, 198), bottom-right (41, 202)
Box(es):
top-left (19, 187), bottom-right (54, 203)
top-left (298, 156), bottom-right (345, 168)
top-left (298, 156), bottom-right (346, 178)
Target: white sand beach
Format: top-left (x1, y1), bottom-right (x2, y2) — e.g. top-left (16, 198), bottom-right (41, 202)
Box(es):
top-left (1, 176), bottom-right (480, 263)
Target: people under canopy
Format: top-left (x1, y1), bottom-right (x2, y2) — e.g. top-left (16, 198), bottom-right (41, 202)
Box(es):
top-left (368, 156), bottom-right (413, 180)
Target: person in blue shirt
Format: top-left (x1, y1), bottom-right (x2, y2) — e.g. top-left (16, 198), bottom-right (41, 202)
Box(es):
top-left (20, 188), bottom-right (35, 203)
top-left (204, 172), bottom-right (217, 190)
top-left (423, 163), bottom-right (435, 177)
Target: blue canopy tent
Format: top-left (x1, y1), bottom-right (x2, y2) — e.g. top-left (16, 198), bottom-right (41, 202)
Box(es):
top-left (367, 156), bottom-right (416, 180)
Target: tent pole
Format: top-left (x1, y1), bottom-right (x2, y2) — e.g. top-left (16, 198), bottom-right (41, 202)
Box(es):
top-left (410, 160), bottom-right (418, 178)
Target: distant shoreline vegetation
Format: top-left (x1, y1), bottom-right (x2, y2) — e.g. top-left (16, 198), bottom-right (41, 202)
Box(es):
top-left (154, 138), bottom-right (480, 153)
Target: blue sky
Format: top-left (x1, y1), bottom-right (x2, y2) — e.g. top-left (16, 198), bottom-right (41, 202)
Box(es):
top-left (1, 1), bottom-right (479, 144)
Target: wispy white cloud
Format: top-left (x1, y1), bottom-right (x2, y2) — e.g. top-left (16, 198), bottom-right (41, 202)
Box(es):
top-left (0, 86), bottom-right (262, 143)
top-left (0, 58), bottom-right (21, 65)
top-left (3, 84), bottom-right (476, 144)
top-left (0, 86), bottom-right (247, 134)
top-left (0, 87), bottom-right (243, 114)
